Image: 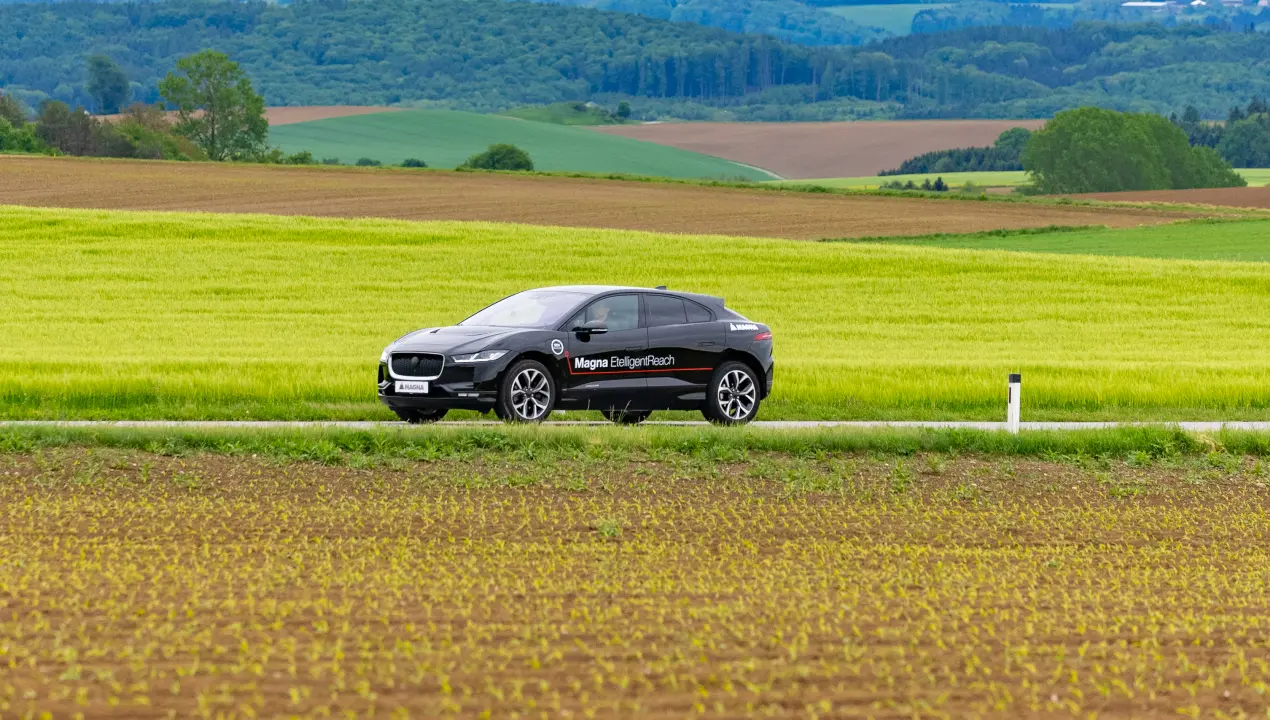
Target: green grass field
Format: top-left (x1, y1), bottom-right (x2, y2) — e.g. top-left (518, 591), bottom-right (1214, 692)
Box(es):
top-left (771, 169), bottom-right (1270, 190)
top-left (4, 206), bottom-right (1270, 421)
top-left (822, 3), bottom-right (952, 35)
top-left (868, 220), bottom-right (1270, 261)
top-left (501, 102), bottom-right (627, 126)
top-left (268, 109), bottom-right (772, 180)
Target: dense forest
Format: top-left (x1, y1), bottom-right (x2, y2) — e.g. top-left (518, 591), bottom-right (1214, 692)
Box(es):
top-left (1, 0), bottom-right (1269, 118)
top-left (526, 0), bottom-right (884, 46)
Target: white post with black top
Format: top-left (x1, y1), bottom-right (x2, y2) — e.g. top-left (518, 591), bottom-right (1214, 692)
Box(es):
top-left (1007, 373), bottom-right (1021, 434)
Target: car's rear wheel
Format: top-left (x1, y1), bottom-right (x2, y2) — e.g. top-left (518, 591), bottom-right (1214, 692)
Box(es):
top-left (702, 361), bottom-right (761, 425)
top-left (496, 359), bottom-right (556, 423)
top-left (393, 408), bottom-right (448, 424)
top-left (601, 409), bottom-right (651, 425)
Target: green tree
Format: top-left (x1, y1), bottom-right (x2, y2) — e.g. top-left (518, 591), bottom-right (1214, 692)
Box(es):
top-left (615, 101), bottom-right (631, 121)
top-left (460, 143), bottom-right (534, 171)
top-left (159, 50), bottom-right (267, 161)
top-left (1217, 116), bottom-right (1270, 168)
top-left (1025, 107), bottom-right (1243, 194)
top-left (86, 55), bottom-right (130, 114)
top-left (0, 91), bottom-right (28, 126)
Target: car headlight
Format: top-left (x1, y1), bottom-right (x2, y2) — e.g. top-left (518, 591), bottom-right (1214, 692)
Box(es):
top-left (380, 348), bottom-right (391, 363)
top-left (452, 350), bottom-right (508, 363)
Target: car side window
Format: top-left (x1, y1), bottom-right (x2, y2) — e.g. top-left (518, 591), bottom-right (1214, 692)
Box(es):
top-left (569, 294), bottom-right (641, 332)
top-left (685, 300), bottom-right (713, 323)
top-left (645, 295), bottom-right (687, 327)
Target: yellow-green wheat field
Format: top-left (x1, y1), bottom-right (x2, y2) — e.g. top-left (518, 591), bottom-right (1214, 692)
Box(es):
top-left (2, 205), bottom-right (1269, 420)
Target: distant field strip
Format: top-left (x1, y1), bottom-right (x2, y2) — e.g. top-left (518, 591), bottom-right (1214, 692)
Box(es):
top-left (0, 157), bottom-right (1196, 240)
top-left (866, 220), bottom-right (1270, 262)
top-left (771, 168), bottom-right (1270, 190)
top-left (268, 109), bottom-right (774, 180)
top-left (594, 119), bottom-right (1046, 178)
top-left (2, 206), bottom-right (1270, 421)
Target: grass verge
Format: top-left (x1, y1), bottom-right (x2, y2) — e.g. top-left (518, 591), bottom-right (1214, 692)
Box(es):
top-left (4, 424), bottom-right (1270, 464)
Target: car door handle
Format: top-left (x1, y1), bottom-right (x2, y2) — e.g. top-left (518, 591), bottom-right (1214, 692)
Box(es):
top-left (698, 341), bottom-right (716, 346)
top-left (624, 346), bottom-right (642, 351)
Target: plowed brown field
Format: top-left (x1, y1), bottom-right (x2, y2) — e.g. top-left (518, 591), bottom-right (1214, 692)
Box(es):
top-left (5, 445), bottom-right (1270, 717)
top-left (594, 119), bottom-right (1047, 179)
top-left (1078, 186), bottom-right (1270, 208)
top-left (0, 156), bottom-right (1195, 239)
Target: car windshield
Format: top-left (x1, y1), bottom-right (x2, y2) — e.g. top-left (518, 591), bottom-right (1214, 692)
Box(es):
top-left (459, 291), bottom-right (589, 328)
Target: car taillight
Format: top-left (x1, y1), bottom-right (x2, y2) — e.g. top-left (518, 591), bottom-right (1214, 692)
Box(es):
top-left (755, 332), bottom-right (772, 341)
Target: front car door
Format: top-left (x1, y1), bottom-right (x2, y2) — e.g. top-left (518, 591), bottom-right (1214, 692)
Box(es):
top-left (561, 294), bottom-right (649, 408)
top-left (643, 294), bottom-right (725, 407)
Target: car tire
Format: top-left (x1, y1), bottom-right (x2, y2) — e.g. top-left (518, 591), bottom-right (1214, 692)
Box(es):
top-left (601, 409), bottom-right (651, 425)
top-left (702, 361), bottom-right (761, 425)
top-left (394, 408), bottom-right (448, 424)
top-left (496, 359), bottom-right (556, 423)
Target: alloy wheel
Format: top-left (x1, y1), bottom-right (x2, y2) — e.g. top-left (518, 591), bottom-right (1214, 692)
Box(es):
top-left (716, 369), bottom-right (756, 421)
top-left (510, 367), bottom-right (551, 420)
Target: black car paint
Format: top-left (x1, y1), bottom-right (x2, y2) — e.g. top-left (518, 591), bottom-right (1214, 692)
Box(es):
top-left (377, 286), bottom-right (774, 415)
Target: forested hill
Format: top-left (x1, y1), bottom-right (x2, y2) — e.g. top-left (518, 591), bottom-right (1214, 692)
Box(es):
top-left (2, 0), bottom-right (1269, 119)
top-left (524, 0), bottom-right (884, 46)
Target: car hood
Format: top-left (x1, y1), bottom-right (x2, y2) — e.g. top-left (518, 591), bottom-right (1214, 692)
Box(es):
top-left (389, 325), bottom-right (525, 354)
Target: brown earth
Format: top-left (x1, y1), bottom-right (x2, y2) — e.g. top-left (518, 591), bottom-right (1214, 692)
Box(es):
top-left (1077, 186), bottom-right (1270, 208)
top-left (594, 119), bottom-right (1047, 179)
top-left (0, 155), bottom-right (1197, 240)
top-left (3, 447), bottom-right (1270, 718)
top-left (100, 105), bottom-right (399, 125)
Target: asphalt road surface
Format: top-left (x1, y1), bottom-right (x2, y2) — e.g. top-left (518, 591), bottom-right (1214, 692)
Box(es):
top-left (5, 421), bottom-right (1270, 431)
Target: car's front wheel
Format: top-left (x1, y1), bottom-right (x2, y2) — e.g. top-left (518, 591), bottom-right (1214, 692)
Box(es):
top-left (496, 359), bottom-right (556, 423)
top-left (394, 408), bottom-right (448, 424)
top-left (601, 408), bottom-right (651, 425)
top-left (702, 361), bottom-right (761, 425)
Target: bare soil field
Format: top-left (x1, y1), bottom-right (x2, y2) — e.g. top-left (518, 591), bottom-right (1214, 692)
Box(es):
top-left (1078, 186), bottom-right (1270, 208)
top-left (4, 445), bottom-right (1270, 717)
top-left (0, 156), bottom-right (1196, 240)
top-left (594, 119), bottom-right (1047, 179)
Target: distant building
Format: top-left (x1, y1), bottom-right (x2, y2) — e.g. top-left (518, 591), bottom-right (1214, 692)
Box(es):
top-left (1121, 0), bottom-right (1182, 11)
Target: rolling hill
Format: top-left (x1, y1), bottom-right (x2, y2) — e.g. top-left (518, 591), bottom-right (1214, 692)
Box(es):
top-left (267, 110), bottom-right (776, 180)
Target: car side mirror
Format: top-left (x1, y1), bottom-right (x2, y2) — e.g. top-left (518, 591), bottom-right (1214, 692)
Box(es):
top-left (572, 321), bottom-right (609, 336)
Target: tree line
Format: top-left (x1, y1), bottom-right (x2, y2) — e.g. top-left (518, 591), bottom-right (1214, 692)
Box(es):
top-left (2, 0), bottom-right (1270, 119)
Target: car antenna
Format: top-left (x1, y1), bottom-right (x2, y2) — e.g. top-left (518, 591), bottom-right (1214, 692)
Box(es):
top-left (655, 285), bottom-right (667, 290)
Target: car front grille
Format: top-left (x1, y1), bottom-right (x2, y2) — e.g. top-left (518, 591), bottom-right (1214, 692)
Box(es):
top-left (390, 353), bottom-right (445, 378)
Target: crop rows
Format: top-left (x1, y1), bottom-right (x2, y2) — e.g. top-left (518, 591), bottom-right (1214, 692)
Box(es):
top-left (3, 447), bottom-right (1270, 717)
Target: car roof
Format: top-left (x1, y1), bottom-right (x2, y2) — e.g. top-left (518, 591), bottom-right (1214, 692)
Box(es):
top-left (534, 285), bottom-right (726, 307)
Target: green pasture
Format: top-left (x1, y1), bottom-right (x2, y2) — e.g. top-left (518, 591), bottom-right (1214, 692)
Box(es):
top-left (501, 102), bottom-right (627, 126)
top-left (3, 206), bottom-right (1270, 421)
top-left (268, 109), bottom-right (772, 180)
top-left (822, 3), bottom-right (952, 35)
top-left (771, 168), bottom-right (1270, 189)
top-left (868, 220), bottom-right (1270, 261)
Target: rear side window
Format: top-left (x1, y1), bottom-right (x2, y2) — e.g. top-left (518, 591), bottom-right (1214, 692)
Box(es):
top-left (645, 295), bottom-right (687, 327)
top-left (685, 300), bottom-right (713, 323)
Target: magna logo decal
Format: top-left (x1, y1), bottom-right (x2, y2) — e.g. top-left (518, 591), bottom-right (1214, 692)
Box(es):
top-left (550, 339), bottom-right (564, 356)
top-left (572, 354), bottom-right (676, 372)
top-left (730, 323), bottom-right (759, 331)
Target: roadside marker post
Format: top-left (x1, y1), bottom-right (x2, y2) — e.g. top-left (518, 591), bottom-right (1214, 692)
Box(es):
top-left (1007, 373), bottom-right (1021, 434)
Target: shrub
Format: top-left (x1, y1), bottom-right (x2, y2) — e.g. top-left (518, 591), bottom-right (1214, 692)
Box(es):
top-left (355, 157), bottom-right (382, 167)
top-left (321, 157), bottom-right (341, 165)
top-left (459, 143), bottom-right (533, 171)
top-left (0, 117), bottom-right (47, 153)
top-left (285, 150), bottom-right (315, 165)
top-left (400, 158), bottom-right (427, 168)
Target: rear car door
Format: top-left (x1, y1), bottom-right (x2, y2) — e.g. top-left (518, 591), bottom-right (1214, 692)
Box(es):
top-left (562, 294), bottom-right (649, 407)
top-left (644, 294), bottom-right (724, 404)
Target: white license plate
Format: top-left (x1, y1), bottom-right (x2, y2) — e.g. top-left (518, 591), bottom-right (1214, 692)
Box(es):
top-left (395, 381), bottom-right (429, 394)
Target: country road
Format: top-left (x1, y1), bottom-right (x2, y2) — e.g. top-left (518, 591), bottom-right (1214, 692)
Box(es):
top-left (5, 421), bottom-right (1270, 431)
